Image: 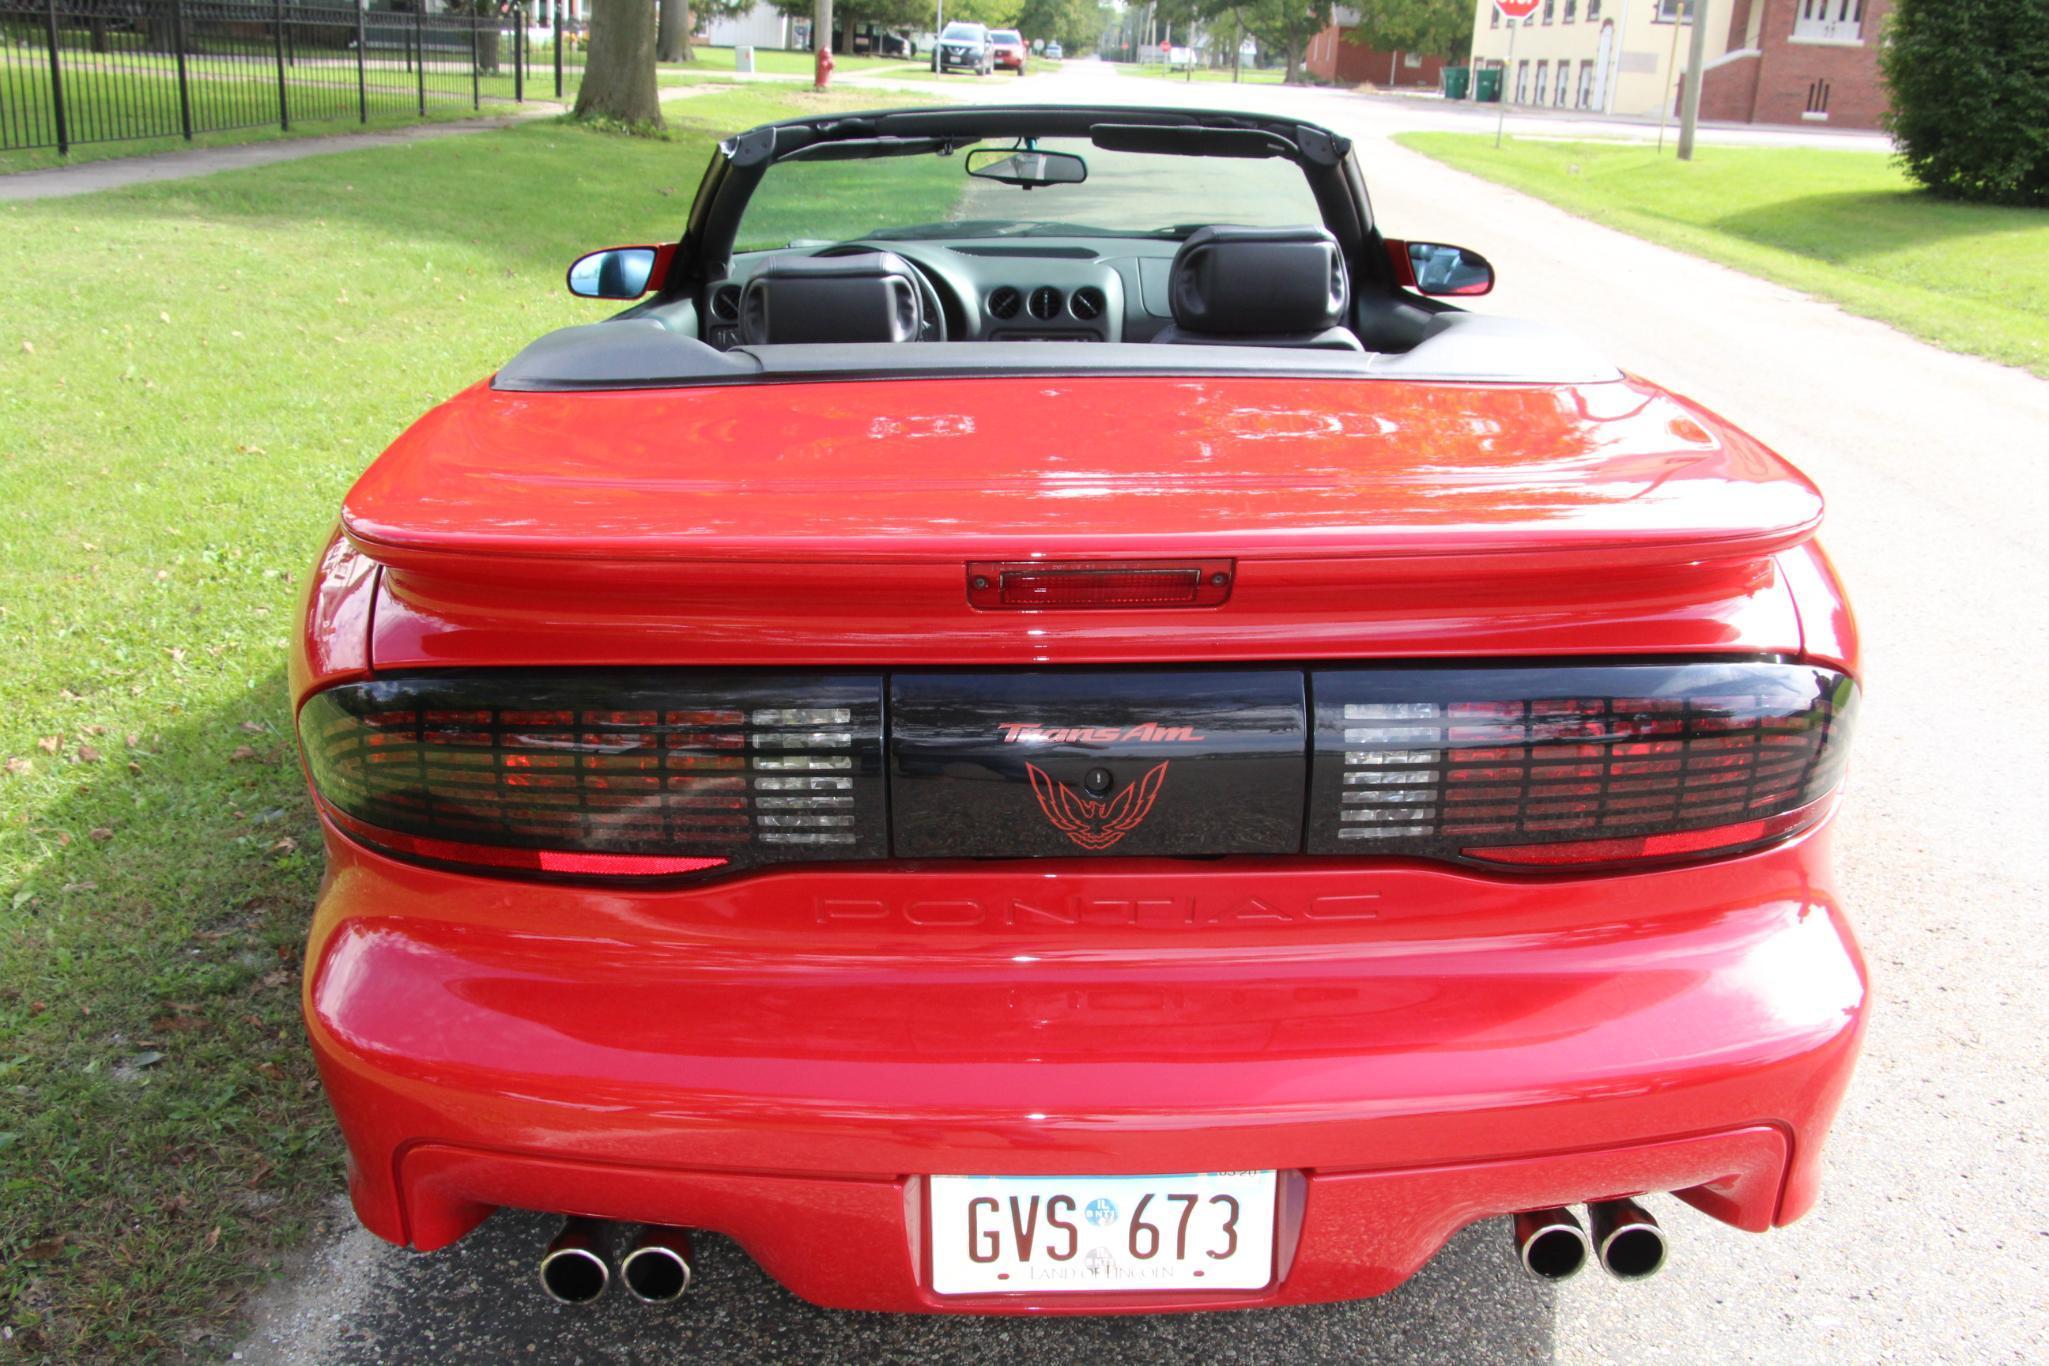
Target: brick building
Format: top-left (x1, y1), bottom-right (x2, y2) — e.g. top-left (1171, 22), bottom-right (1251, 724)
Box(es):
top-left (1306, 7), bottom-right (1450, 88)
top-left (1465, 0), bottom-right (1889, 129)
top-left (1693, 0), bottom-right (1891, 129)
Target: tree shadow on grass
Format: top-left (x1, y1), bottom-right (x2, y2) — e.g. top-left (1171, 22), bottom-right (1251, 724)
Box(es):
top-left (0, 664), bottom-right (337, 1359)
top-left (1709, 188), bottom-right (2045, 265)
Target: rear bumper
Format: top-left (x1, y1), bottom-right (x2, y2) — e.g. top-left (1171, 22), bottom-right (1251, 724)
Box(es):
top-left (305, 821), bottom-right (1865, 1312)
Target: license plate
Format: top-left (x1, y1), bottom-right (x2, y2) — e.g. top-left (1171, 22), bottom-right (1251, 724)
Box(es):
top-left (929, 1171), bottom-right (1277, 1295)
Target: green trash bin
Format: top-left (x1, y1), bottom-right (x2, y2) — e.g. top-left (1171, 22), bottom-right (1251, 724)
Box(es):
top-left (1473, 65), bottom-right (1502, 103)
top-left (1442, 66), bottom-right (1471, 101)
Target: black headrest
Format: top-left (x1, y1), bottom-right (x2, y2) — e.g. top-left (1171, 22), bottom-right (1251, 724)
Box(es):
top-left (1168, 226), bottom-right (1348, 337)
top-left (740, 252), bottom-right (923, 345)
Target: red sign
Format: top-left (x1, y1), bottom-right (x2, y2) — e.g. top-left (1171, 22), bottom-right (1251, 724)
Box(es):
top-left (1159, 39), bottom-right (1171, 52)
top-left (1494, 0), bottom-right (1542, 18)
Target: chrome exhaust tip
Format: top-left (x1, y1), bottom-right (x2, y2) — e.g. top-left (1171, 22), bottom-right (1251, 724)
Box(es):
top-left (620, 1226), bottom-right (696, 1304)
top-left (1588, 1199), bottom-right (1667, 1281)
top-left (1512, 1207), bottom-right (1591, 1281)
top-left (539, 1217), bottom-right (611, 1304)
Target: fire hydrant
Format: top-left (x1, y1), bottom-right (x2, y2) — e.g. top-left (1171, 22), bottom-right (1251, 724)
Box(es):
top-left (814, 45), bottom-right (834, 91)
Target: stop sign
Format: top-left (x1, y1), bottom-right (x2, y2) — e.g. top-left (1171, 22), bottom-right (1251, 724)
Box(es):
top-left (1494, 0), bottom-right (1542, 18)
top-left (1159, 39), bottom-right (1171, 52)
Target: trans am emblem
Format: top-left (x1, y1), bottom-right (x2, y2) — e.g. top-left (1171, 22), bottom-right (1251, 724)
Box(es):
top-left (1025, 761), bottom-right (1169, 851)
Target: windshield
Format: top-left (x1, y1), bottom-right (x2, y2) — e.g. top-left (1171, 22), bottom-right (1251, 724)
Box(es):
top-left (941, 23), bottom-right (982, 38)
top-left (990, 30), bottom-right (1021, 43)
top-left (734, 139), bottom-right (1325, 251)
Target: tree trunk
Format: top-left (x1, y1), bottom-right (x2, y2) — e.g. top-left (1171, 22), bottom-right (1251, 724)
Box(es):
top-left (574, 0), bottom-right (664, 127)
top-left (656, 0), bottom-right (692, 63)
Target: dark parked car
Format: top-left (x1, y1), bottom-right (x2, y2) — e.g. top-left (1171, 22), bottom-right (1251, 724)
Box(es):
top-left (932, 21), bottom-right (992, 75)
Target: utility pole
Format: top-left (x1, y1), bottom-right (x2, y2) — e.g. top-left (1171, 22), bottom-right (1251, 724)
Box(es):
top-left (1677, 0), bottom-right (1711, 160)
top-left (1654, 1), bottom-right (1686, 153)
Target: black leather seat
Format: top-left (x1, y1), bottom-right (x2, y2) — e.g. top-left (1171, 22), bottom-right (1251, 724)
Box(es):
top-left (739, 252), bottom-right (924, 345)
top-left (1152, 226), bottom-right (1363, 351)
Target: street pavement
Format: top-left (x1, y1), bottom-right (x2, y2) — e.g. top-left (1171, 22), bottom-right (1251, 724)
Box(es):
top-left (237, 60), bottom-right (2048, 1364)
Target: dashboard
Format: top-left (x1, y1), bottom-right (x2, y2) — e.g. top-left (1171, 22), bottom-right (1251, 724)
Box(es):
top-left (695, 237), bottom-right (1190, 349)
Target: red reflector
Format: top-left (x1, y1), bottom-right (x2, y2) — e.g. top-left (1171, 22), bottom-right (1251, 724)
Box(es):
top-left (1459, 795), bottom-right (1834, 869)
top-left (322, 803), bottom-right (728, 878)
top-left (967, 560), bottom-right (1232, 610)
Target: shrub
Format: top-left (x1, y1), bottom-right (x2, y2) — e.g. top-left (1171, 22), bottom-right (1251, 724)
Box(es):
top-left (1881, 0), bottom-right (2049, 207)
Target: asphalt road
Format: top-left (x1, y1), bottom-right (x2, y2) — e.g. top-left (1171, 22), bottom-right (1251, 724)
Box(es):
top-left (239, 63), bottom-right (2049, 1364)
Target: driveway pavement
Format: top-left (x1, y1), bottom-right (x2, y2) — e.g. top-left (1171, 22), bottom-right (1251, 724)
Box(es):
top-left (238, 61), bottom-right (2048, 1364)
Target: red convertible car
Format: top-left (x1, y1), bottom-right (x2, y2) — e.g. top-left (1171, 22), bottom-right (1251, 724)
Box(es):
top-left (292, 106), bottom-right (1864, 1311)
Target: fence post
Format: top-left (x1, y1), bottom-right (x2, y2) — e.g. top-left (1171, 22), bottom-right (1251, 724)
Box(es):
top-left (553, 14), bottom-right (562, 100)
top-left (42, 0), bottom-right (69, 155)
top-left (272, 0), bottom-right (289, 131)
top-left (415, 11), bottom-right (426, 115)
top-left (355, 3), bottom-right (367, 123)
top-left (170, 0), bottom-right (194, 140)
top-left (470, 15), bottom-right (479, 110)
top-left (514, 8), bottom-right (523, 104)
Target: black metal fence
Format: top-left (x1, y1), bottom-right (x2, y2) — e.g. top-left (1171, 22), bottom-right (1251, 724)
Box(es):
top-left (1, 1), bottom-right (570, 155)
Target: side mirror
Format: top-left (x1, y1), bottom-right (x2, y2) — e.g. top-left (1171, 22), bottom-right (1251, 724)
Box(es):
top-left (567, 245), bottom-right (664, 300)
top-left (1394, 240), bottom-right (1494, 297)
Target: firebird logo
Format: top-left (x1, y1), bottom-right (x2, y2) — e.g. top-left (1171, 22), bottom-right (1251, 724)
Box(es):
top-left (1026, 761), bottom-right (1169, 851)
top-left (999, 722), bottom-right (1205, 744)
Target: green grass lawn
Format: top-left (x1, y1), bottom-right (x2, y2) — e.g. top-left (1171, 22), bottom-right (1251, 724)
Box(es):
top-left (1397, 133), bottom-right (2049, 379)
top-left (665, 44), bottom-right (929, 78)
top-left (0, 82), bottom-right (930, 1358)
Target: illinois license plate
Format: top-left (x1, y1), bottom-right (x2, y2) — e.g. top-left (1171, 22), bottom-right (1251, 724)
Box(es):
top-left (929, 1171), bottom-right (1277, 1295)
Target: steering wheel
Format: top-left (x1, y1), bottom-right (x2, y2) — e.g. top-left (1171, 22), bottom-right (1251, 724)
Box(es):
top-left (814, 244), bottom-right (949, 342)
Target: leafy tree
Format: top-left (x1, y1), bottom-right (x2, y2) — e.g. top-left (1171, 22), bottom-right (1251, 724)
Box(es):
top-left (1881, 0), bottom-right (2049, 206)
top-left (1345, 0), bottom-right (1473, 60)
top-left (1206, 1), bottom-right (1325, 83)
top-left (575, 0), bottom-right (664, 129)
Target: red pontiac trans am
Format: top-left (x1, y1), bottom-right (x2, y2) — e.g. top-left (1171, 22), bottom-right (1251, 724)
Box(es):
top-left (292, 106), bottom-right (1864, 1311)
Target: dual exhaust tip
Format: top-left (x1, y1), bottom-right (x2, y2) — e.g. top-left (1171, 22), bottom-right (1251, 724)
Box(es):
top-left (1513, 1199), bottom-right (1667, 1283)
top-left (540, 1219), bottom-right (696, 1305)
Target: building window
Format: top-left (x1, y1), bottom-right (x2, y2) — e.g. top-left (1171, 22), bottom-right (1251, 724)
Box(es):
top-left (1534, 60), bottom-right (1550, 104)
top-left (1795, 0), bottom-right (1864, 43)
top-left (1554, 65), bottom-right (1570, 106)
top-left (1577, 59), bottom-right (1595, 107)
top-left (1491, 7), bottom-right (1500, 27)
top-left (1588, 0), bottom-right (1601, 16)
top-left (1565, 0), bottom-right (1577, 22)
top-left (1804, 78), bottom-right (1832, 118)
top-left (1654, 0), bottom-right (1694, 21)
top-left (1516, 59), bottom-right (1530, 102)
top-left (1543, 0), bottom-right (1555, 23)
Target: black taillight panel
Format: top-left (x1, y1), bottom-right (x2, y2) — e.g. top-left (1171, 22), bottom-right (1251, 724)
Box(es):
top-left (889, 669), bottom-right (1307, 858)
top-left (299, 662), bottom-right (1855, 879)
top-left (299, 672), bottom-right (887, 870)
top-left (1307, 663), bottom-right (1855, 860)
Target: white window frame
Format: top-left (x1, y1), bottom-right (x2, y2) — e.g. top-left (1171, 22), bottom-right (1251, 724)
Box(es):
top-left (1793, 0), bottom-right (1864, 45)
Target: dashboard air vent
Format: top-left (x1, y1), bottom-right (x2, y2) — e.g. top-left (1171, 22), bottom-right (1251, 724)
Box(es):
top-left (1069, 286), bottom-right (1105, 322)
top-left (1028, 286), bottom-right (1064, 320)
top-left (987, 286), bottom-right (1023, 320)
top-left (710, 284), bottom-right (741, 322)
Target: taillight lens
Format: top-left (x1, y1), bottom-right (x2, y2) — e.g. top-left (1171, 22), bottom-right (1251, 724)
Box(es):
top-left (1309, 663), bottom-right (1855, 869)
top-left (298, 672), bottom-right (885, 878)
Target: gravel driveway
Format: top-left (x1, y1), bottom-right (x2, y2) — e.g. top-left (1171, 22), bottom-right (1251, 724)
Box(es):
top-left (238, 64), bottom-right (2049, 1364)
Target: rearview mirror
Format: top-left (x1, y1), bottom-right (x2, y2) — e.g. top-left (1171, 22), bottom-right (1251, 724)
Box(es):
top-left (1404, 241), bottom-right (1494, 297)
top-left (567, 246), bottom-right (661, 300)
top-left (965, 147), bottom-right (1088, 188)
